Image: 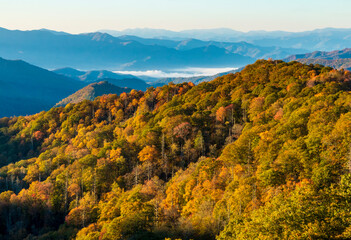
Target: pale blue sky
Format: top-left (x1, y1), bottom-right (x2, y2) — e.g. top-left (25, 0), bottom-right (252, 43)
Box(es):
top-left (0, 0), bottom-right (350, 33)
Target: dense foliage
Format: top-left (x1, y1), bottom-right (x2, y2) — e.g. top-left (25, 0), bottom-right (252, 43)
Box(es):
top-left (1, 60), bottom-right (351, 239)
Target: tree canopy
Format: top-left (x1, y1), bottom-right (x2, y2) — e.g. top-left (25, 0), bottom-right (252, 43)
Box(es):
top-left (1, 60), bottom-right (351, 239)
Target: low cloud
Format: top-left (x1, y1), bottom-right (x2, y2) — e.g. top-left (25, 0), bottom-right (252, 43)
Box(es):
top-left (114, 67), bottom-right (237, 78)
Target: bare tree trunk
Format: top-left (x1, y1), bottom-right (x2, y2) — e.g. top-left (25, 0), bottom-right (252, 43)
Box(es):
top-left (347, 146), bottom-right (351, 172)
top-left (161, 133), bottom-right (165, 160)
top-left (93, 169), bottom-right (97, 203)
top-left (135, 164), bottom-right (139, 185)
top-left (64, 171), bottom-right (68, 212)
top-left (108, 110), bottom-right (112, 123)
top-left (148, 163), bottom-right (150, 181)
top-left (82, 208), bottom-right (86, 228)
top-left (172, 164), bottom-right (174, 179)
top-left (154, 199), bottom-right (159, 228)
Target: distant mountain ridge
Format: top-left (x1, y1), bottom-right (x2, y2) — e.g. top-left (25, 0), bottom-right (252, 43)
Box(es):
top-left (0, 55), bottom-right (244, 117)
top-left (53, 67), bottom-right (137, 81)
top-left (286, 48), bottom-right (351, 60)
top-left (117, 35), bottom-right (306, 60)
top-left (2, 27), bottom-right (336, 71)
top-left (101, 28), bottom-right (289, 40)
top-left (53, 68), bottom-right (150, 91)
top-left (55, 81), bottom-right (131, 107)
top-left (0, 27), bottom-right (256, 70)
top-left (1, 27), bottom-right (348, 73)
top-left (102, 27), bottom-right (351, 51)
top-left (0, 57), bottom-right (84, 117)
top-left (285, 48), bottom-right (351, 70)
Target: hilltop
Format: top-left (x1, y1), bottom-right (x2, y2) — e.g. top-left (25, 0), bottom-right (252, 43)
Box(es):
top-left (55, 81), bottom-right (132, 107)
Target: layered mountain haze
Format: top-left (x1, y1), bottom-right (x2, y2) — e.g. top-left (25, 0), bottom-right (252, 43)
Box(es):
top-left (101, 78), bottom-right (150, 91)
top-left (53, 68), bottom-right (150, 90)
top-left (2, 26), bottom-right (350, 74)
top-left (3, 25), bottom-right (351, 118)
top-left (0, 57), bottom-right (84, 117)
top-left (102, 28), bottom-right (291, 41)
top-left (0, 55), bottom-right (242, 117)
top-left (117, 35), bottom-right (305, 59)
top-left (0, 27), bottom-right (256, 70)
top-left (101, 28), bottom-right (244, 40)
top-left (53, 68), bottom-right (138, 82)
top-left (249, 28), bottom-right (351, 51)
top-left (286, 48), bottom-right (351, 70)
top-left (286, 48), bottom-right (351, 60)
top-left (103, 27), bottom-right (351, 51)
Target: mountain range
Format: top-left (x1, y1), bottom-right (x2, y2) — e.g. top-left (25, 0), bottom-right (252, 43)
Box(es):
top-left (53, 68), bottom-right (150, 91)
top-left (0, 27), bottom-right (256, 70)
top-left (0, 55), bottom-right (249, 117)
top-left (0, 57), bottom-right (154, 117)
top-left (102, 28), bottom-right (351, 51)
top-left (285, 48), bottom-right (351, 70)
top-left (116, 35), bottom-right (306, 59)
top-left (53, 68), bottom-right (137, 82)
top-left (0, 57), bottom-right (84, 117)
top-left (1, 26), bottom-right (349, 73)
top-left (2, 26), bottom-right (351, 118)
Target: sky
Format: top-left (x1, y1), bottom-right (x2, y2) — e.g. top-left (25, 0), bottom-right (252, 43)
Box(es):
top-left (0, 0), bottom-right (350, 33)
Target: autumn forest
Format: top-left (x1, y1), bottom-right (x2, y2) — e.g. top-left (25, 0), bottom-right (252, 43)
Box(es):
top-left (1, 60), bottom-right (351, 239)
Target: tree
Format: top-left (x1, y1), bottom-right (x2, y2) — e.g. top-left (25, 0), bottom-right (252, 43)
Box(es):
top-left (174, 122), bottom-right (192, 142)
top-left (216, 107), bottom-right (227, 123)
top-left (138, 146), bottom-right (159, 181)
top-left (194, 131), bottom-right (205, 156)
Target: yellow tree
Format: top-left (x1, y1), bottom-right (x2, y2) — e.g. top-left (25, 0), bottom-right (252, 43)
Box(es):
top-left (138, 146), bottom-right (159, 181)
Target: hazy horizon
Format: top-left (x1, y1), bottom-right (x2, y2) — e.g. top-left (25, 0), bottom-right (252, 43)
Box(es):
top-left (3, 26), bottom-right (351, 35)
top-left (1, 0), bottom-right (350, 34)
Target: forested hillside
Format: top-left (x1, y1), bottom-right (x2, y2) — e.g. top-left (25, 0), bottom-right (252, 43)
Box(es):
top-left (1, 60), bottom-right (351, 239)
